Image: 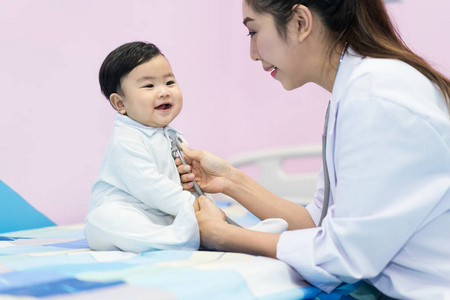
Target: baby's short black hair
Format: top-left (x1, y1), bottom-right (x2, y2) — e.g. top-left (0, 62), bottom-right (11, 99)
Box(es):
top-left (99, 41), bottom-right (162, 100)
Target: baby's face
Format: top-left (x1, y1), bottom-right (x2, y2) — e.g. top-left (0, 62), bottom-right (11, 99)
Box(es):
top-left (118, 54), bottom-right (182, 127)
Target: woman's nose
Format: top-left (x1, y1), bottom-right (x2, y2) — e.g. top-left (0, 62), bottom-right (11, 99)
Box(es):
top-left (250, 39), bottom-right (260, 61)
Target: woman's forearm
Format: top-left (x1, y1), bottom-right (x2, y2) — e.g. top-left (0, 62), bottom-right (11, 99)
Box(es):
top-left (223, 168), bottom-right (316, 230)
top-left (217, 223), bottom-right (280, 258)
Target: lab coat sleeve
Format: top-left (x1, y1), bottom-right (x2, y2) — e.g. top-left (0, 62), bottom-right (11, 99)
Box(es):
top-left (277, 70), bottom-right (450, 292)
top-left (306, 168), bottom-right (325, 225)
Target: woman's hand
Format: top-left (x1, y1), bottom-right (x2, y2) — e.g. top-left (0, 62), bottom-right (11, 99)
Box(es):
top-left (195, 195), bottom-right (229, 250)
top-left (176, 144), bottom-right (233, 194)
top-left (196, 195), bottom-right (280, 257)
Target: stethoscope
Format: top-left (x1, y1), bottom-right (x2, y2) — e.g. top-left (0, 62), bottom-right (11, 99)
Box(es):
top-left (171, 136), bottom-right (242, 227)
top-left (319, 43), bottom-right (347, 226)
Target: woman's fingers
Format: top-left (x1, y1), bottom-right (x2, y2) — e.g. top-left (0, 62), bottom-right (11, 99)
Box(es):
top-left (182, 181), bottom-right (194, 191)
top-left (197, 195), bottom-right (209, 210)
top-left (180, 173), bottom-right (195, 182)
top-left (177, 163), bottom-right (191, 175)
top-left (176, 156), bottom-right (200, 191)
top-left (180, 143), bottom-right (203, 161)
top-left (197, 196), bottom-right (226, 221)
top-left (196, 196), bottom-right (227, 250)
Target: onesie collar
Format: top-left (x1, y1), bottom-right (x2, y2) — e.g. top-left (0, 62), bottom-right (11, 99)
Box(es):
top-left (113, 113), bottom-right (182, 137)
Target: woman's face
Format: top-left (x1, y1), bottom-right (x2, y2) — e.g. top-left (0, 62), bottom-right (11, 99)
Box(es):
top-left (242, 1), bottom-right (307, 90)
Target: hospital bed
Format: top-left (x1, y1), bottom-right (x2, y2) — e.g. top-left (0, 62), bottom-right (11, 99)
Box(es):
top-left (0, 146), bottom-right (366, 299)
top-left (225, 144), bottom-right (322, 206)
top-left (0, 206), bottom-right (366, 300)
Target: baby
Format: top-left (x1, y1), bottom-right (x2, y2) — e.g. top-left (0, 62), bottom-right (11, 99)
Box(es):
top-left (84, 41), bottom-right (287, 253)
top-left (84, 42), bottom-right (200, 252)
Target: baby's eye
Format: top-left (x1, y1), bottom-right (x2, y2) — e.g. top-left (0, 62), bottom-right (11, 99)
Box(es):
top-left (144, 84), bottom-right (154, 88)
top-left (166, 80), bottom-right (176, 86)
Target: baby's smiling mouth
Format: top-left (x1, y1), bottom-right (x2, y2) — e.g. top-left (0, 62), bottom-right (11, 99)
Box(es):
top-left (155, 103), bottom-right (172, 111)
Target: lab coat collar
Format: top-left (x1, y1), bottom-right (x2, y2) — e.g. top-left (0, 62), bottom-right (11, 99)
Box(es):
top-left (113, 113), bottom-right (182, 138)
top-left (331, 48), bottom-right (365, 105)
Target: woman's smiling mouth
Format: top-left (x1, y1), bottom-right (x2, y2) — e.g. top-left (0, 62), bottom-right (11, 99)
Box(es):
top-left (269, 66), bottom-right (277, 77)
top-left (264, 65), bottom-right (278, 77)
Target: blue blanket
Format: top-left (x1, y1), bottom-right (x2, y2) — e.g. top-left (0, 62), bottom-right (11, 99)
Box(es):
top-left (0, 202), bottom-right (366, 299)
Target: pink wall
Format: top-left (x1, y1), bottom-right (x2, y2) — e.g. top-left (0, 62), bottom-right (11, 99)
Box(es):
top-left (1, 0), bottom-right (449, 224)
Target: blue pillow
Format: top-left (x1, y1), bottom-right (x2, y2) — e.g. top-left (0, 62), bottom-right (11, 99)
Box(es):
top-left (0, 180), bottom-right (55, 234)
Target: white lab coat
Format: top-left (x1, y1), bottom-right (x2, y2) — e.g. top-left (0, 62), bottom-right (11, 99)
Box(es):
top-left (84, 114), bottom-right (200, 253)
top-left (277, 50), bottom-right (450, 299)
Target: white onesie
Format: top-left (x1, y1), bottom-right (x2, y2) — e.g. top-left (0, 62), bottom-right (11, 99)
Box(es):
top-left (84, 114), bottom-right (199, 253)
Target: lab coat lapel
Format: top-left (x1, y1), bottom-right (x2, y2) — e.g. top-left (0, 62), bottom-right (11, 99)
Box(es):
top-left (327, 50), bottom-right (365, 207)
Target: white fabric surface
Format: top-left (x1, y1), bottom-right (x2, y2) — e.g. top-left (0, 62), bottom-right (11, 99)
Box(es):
top-left (249, 218), bottom-right (288, 234)
top-left (277, 50), bottom-right (450, 299)
top-left (85, 114), bottom-right (200, 253)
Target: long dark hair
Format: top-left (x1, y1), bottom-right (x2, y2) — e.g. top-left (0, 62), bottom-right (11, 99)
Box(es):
top-left (245, 0), bottom-right (450, 110)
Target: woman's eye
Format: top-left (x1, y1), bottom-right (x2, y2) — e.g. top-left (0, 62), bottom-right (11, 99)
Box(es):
top-left (247, 31), bottom-right (256, 37)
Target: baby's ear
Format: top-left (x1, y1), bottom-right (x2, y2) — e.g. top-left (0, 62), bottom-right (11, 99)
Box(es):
top-left (109, 93), bottom-right (126, 114)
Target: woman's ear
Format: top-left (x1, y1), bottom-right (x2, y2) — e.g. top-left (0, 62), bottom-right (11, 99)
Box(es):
top-left (291, 4), bottom-right (313, 43)
top-left (109, 93), bottom-right (126, 114)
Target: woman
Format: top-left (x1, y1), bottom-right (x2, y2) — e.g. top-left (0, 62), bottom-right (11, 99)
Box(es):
top-left (178, 0), bottom-right (450, 298)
